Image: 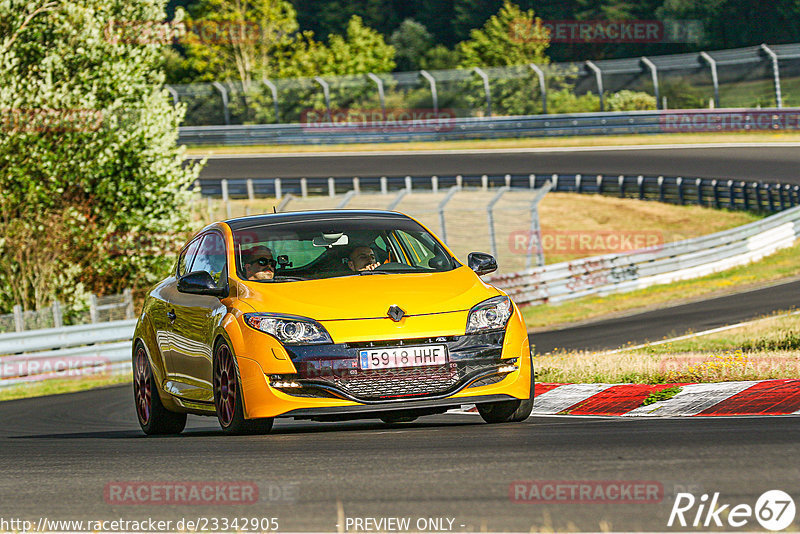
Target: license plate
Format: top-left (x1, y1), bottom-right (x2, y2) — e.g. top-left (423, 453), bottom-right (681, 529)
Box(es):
top-left (359, 344), bottom-right (448, 370)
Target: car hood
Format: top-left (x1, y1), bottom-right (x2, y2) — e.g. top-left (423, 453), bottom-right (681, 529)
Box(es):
top-left (237, 265), bottom-right (499, 321)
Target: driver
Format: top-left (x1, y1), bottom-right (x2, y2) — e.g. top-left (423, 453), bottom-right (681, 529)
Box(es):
top-left (347, 246), bottom-right (381, 272)
top-left (242, 246), bottom-right (276, 281)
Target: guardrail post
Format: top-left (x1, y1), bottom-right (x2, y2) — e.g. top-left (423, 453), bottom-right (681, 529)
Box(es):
top-left (641, 57), bottom-right (660, 109)
top-left (380, 176), bottom-right (388, 195)
top-left (52, 300), bottom-right (63, 328)
top-left (637, 175), bottom-right (645, 200)
top-left (677, 177), bottom-right (684, 205)
top-left (699, 52), bottom-right (720, 108)
top-left (472, 67), bottom-right (492, 117)
top-left (552, 174), bottom-right (559, 191)
top-left (353, 177), bottom-right (360, 194)
top-left (742, 182), bottom-right (751, 211)
top-left (221, 179), bottom-right (232, 218)
top-left (300, 178), bottom-right (308, 198)
top-left (405, 176), bottom-right (412, 193)
top-left (481, 175), bottom-right (489, 191)
top-left (314, 77), bottom-right (332, 122)
top-left (585, 61), bottom-right (604, 111)
top-left (529, 64), bottom-right (547, 114)
top-left (246, 179), bottom-right (255, 201)
top-left (530, 174), bottom-right (536, 189)
top-left (438, 185), bottom-right (461, 244)
top-left (575, 174), bottom-right (582, 193)
top-left (597, 174), bottom-right (603, 194)
top-left (754, 182), bottom-right (762, 211)
top-left (766, 184), bottom-right (776, 212)
top-left (618, 175), bottom-right (625, 198)
top-left (328, 177), bottom-right (335, 197)
top-left (505, 174), bottom-right (512, 188)
top-left (486, 186), bottom-right (511, 259)
top-left (658, 176), bottom-right (665, 202)
top-left (696, 178), bottom-right (704, 206)
top-left (456, 175), bottom-right (463, 188)
top-left (420, 70), bottom-right (438, 115)
top-left (728, 180), bottom-right (736, 209)
top-left (89, 294), bottom-right (98, 324)
top-left (711, 179), bottom-right (720, 209)
top-left (760, 44), bottom-right (783, 108)
top-left (526, 182), bottom-right (553, 269)
top-left (779, 184), bottom-right (787, 211)
top-left (211, 81), bottom-right (231, 125)
top-left (367, 73), bottom-right (387, 120)
top-left (262, 78), bottom-right (281, 123)
top-left (794, 185), bottom-right (799, 207)
top-left (274, 178), bottom-right (282, 201)
top-left (124, 289), bottom-right (134, 320)
top-left (432, 176), bottom-right (439, 194)
top-left (13, 305), bottom-right (23, 332)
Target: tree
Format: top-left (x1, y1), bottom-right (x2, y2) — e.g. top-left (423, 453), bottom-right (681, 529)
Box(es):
top-left (323, 15), bottom-right (396, 75)
top-left (390, 19), bottom-right (433, 72)
top-left (0, 0), bottom-right (203, 313)
top-left (457, 1), bottom-right (550, 68)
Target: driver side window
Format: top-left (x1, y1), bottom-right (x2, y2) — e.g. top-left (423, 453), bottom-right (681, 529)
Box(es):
top-left (177, 238), bottom-right (201, 277)
top-left (192, 233), bottom-right (227, 284)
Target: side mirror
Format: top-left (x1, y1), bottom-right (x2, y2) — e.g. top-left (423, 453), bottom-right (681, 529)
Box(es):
top-left (468, 252), bottom-right (498, 276)
top-left (178, 271), bottom-right (228, 298)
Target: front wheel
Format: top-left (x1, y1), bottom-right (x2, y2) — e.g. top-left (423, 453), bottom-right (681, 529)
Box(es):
top-left (133, 343), bottom-right (186, 435)
top-left (478, 361), bottom-right (535, 424)
top-left (213, 340), bottom-right (273, 435)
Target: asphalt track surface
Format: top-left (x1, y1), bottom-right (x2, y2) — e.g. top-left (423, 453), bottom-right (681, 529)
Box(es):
top-left (530, 278), bottom-right (800, 354)
top-left (197, 145), bottom-right (800, 183)
top-left (2, 385), bottom-right (800, 532)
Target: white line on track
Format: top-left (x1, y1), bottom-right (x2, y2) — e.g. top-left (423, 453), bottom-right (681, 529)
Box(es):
top-left (188, 142), bottom-right (800, 160)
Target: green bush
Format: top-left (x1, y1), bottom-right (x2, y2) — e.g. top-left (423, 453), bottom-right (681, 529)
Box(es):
top-left (606, 90), bottom-right (657, 111)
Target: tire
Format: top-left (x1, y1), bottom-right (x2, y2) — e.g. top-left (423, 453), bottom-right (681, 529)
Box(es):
top-left (477, 358), bottom-right (535, 424)
top-left (213, 340), bottom-right (274, 435)
top-left (133, 343), bottom-right (187, 435)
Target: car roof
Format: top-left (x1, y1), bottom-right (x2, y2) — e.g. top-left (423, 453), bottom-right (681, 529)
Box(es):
top-left (225, 210), bottom-right (411, 231)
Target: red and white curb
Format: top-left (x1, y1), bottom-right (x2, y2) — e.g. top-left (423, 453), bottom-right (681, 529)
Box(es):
top-left (453, 379), bottom-right (800, 417)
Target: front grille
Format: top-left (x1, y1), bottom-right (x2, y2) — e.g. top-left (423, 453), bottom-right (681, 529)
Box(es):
top-left (328, 364), bottom-right (460, 400)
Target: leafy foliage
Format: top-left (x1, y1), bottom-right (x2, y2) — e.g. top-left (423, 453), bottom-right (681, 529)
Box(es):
top-left (0, 0), bottom-right (203, 313)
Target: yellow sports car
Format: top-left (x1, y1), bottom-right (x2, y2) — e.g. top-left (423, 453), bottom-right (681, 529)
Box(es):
top-left (132, 210), bottom-right (533, 435)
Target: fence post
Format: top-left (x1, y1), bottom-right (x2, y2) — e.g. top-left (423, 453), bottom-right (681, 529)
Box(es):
top-left (575, 173), bottom-right (582, 193)
top-left (486, 186), bottom-right (511, 259)
top-left (743, 182), bottom-right (751, 211)
top-left (530, 174), bottom-right (536, 189)
top-left (261, 78), bottom-right (281, 123)
top-left (314, 77), bottom-right (332, 122)
top-left (387, 189), bottom-right (408, 211)
top-left (526, 182), bottom-right (553, 269)
top-left (552, 174), bottom-right (559, 191)
top-left (328, 177), bottom-right (336, 197)
top-left (754, 182), bottom-right (762, 210)
top-left (337, 190), bottom-right (357, 209)
top-left (274, 178), bottom-right (282, 201)
top-left (472, 67), bottom-right (492, 117)
top-left (380, 176), bottom-right (388, 195)
top-left (221, 179), bottom-right (231, 219)
top-left (728, 180), bottom-right (736, 209)
top-left (89, 294), bottom-right (98, 324)
top-left (641, 57), bottom-right (660, 109)
top-left (438, 185), bottom-right (461, 244)
top-left (699, 52), bottom-right (720, 108)
top-left (618, 175), bottom-right (625, 198)
top-left (529, 64), bottom-right (547, 114)
top-left (711, 179), bottom-right (720, 209)
top-left (405, 176), bottom-right (413, 193)
top-left (13, 304), bottom-right (23, 332)
top-left (165, 84), bottom-right (179, 106)
top-left (353, 177), bottom-right (360, 194)
top-left (246, 179), bottom-right (255, 201)
top-left (124, 289), bottom-right (134, 320)
top-left (597, 174), bottom-right (603, 194)
top-left (481, 175), bottom-right (488, 191)
top-left (638, 175), bottom-right (645, 200)
top-left (760, 44), bottom-right (783, 108)
top-left (766, 184), bottom-right (776, 212)
top-left (456, 175), bottom-right (463, 188)
top-left (677, 177), bottom-right (684, 205)
top-left (420, 70), bottom-right (438, 115)
top-left (432, 176), bottom-right (439, 194)
top-left (277, 194), bottom-right (294, 212)
top-left (300, 177), bottom-right (308, 198)
top-left (211, 81), bottom-right (231, 125)
top-left (52, 300), bottom-right (63, 328)
top-left (367, 73), bottom-right (387, 120)
top-left (585, 61), bottom-right (604, 111)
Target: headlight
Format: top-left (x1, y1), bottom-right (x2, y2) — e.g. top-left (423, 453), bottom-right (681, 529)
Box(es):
top-left (244, 313), bottom-right (333, 345)
top-left (466, 296), bottom-right (512, 334)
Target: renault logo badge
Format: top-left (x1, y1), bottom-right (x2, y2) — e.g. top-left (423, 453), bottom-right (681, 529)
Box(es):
top-left (387, 305), bottom-right (405, 322)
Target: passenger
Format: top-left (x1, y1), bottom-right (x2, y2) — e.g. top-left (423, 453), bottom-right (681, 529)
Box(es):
top-left (242, 246), bottom-right (276, 281)
top-left (347, 246), bottom-right (381, 272)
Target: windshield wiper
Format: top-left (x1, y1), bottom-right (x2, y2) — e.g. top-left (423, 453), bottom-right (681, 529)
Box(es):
top-left (357, 270), bottom-right (388, 275)
top-left (261, 276), bottom-right (308, 282)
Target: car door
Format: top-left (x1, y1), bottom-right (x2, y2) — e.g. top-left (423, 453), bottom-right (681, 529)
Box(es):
top-left (168, 231), bottom-right (228, 401)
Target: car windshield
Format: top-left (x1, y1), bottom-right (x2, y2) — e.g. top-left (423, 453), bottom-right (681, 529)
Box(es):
top-left (232, 216), bottom-right (457, 282)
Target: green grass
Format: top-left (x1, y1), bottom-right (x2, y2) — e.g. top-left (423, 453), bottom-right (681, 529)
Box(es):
top-left (0, 374), bottom-right (131, 402)
top-left (523, 240), bottom-right (800, 330)
top-left (641, 386), bottom-right (682, 406)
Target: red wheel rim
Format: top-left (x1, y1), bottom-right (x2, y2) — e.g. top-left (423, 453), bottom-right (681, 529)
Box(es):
top-left (214, 344), bottom-right (237, 427)
top-left (134, 347), bottom-right (152, 425)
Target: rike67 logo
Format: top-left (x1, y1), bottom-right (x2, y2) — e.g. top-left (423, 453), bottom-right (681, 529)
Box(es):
top-left (668, 490), bottom-right (795, 531)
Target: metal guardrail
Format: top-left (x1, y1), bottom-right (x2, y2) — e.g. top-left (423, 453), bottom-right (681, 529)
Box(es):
top-left (488, 204), bottom-right (800, 307)
top-left (199, 173), bottom-right (800, 214)
top-left (179, 108), bottom-right (800, 145)
top-left (0, 320), bottom-right (135, 389)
